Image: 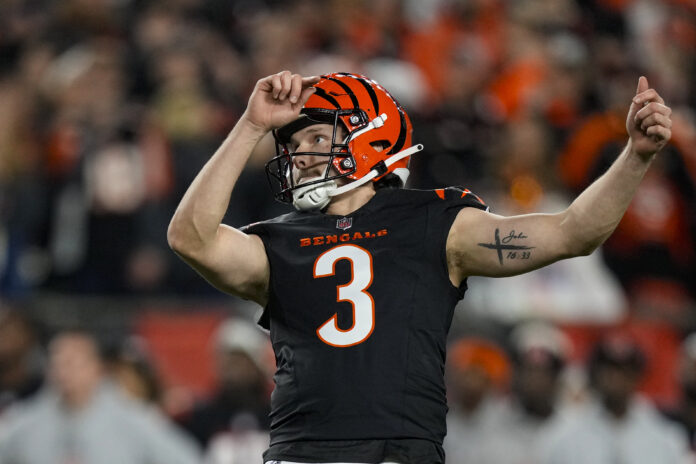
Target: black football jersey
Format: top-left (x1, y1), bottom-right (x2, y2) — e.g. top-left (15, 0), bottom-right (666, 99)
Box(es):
top-left (242, 186), bottom-right (487, 462)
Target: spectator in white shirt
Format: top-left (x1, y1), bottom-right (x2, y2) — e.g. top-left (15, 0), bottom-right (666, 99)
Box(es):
top-left (663, 332), bottom-right (696, 455)
top-left (0, 330), bottom-right (201, 464)
top-left (541, 332), bottom-right (689, 464)
top-left (444, 336), bottom-right (510, 464)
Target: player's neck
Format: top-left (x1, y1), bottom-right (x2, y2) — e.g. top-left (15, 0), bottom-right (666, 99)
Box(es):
top-left (325, 183), bottom-right (376, 216)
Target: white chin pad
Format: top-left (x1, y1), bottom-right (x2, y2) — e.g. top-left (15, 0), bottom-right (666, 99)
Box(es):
top-left (292, 180), bottom-right (337, 211)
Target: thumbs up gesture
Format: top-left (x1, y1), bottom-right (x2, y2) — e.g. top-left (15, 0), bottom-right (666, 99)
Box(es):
top-left (626, 76), bottom-right (672, 160)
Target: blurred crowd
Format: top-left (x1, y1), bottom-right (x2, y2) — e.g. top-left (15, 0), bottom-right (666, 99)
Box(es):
top-left (444, 322), bottom-right (696, 464)
top-left (1, 0), bottom-right (696, 462)
top-left (3, 311), bottom-right (696, 463)
top-left (1, 0), bottom-right (695, 302)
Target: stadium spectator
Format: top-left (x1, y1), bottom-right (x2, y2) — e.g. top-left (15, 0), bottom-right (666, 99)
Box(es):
top-left (180, 317), bottom-right (271, 448)
top-left (109, 335), bottom-right (163, 407)
top-left (478, 322), bottom-right (573, 464)
top-left (444, 336), bottom-right (510, 463)
top-left (0, 330), bottom-right (201, 464)
top-left (663, 332), bottom-right (696, 454)
top-left (507, 322), bottom-right (571, 421)
top-left (0, 308), bottom-right (43, 417)
top-left (541, 332), bottom-right (689, 464)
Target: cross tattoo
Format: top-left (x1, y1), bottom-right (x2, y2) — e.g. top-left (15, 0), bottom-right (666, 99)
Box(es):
top-left (477, 228), bottom-right (535, 265)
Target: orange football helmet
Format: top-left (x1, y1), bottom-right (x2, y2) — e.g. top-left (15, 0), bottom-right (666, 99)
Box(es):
top-left (266, 72), bottom-right (423, 210)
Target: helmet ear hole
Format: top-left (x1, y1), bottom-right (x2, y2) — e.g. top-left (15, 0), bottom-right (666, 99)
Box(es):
top-left (370, 140), bottom-right (391, 152)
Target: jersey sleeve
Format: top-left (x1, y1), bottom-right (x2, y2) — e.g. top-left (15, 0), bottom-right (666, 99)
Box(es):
top-left (426, 186), bottom-right (489, 297)
top-left (239, 210), bottom-right (298, 239)
top-left (239, 220), bottom-right (268, 239)
top-left (432, 187), bottom-right (487, 209)
top-left (429, 187), bottom-right (488, 225)
top-left (239, 221), bottom-right (272, 329)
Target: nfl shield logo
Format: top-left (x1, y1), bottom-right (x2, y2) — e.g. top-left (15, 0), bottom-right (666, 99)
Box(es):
top-left (336, 217), bottom-right (353, 230)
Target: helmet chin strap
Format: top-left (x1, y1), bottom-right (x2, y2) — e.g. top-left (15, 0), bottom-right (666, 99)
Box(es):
top-left (292, 179), bottom-right (337, 211)
top-left (291, 143), bottom-right (424, 211)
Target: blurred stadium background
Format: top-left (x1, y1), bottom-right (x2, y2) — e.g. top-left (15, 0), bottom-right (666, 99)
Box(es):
top-left (1, 0), bottom-right (695, 462)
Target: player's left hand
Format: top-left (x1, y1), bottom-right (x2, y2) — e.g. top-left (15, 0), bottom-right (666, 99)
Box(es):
top-left (626, 76), bottom-right (672, 160)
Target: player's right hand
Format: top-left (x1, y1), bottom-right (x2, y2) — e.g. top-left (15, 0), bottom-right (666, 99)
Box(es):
top-left (242, 70), bottom-right (320, 134)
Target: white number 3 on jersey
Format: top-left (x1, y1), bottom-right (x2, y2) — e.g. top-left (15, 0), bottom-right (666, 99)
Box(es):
top-left (313, 244), bottom-right (375, 347)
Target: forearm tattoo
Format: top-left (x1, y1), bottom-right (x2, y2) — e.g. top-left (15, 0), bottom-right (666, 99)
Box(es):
top-left (477, 228), bottom-right (535, 265)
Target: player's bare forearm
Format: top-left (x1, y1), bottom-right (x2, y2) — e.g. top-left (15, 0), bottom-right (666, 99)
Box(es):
top-left (447, 77), bottom-right (671, 283)
top-left (560, 141), bottom-right (653, 255)
top-left (166, 119), bottom-right (271, 302)
top-left (167, 118), bottom-right (265, 257)
top-left (559, 76), bottom-right (671, 256)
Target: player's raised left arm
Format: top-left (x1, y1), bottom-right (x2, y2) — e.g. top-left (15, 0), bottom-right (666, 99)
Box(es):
top-left (447, 76), bottom-right (672, 284)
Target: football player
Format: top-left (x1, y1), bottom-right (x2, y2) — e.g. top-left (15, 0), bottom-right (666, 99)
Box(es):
top-left (168, 71), bottom-right (672, 464)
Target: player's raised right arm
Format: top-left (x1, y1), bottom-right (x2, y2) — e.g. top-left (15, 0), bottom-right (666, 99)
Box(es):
top-left (167, 71), bottom-right (319, 305)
